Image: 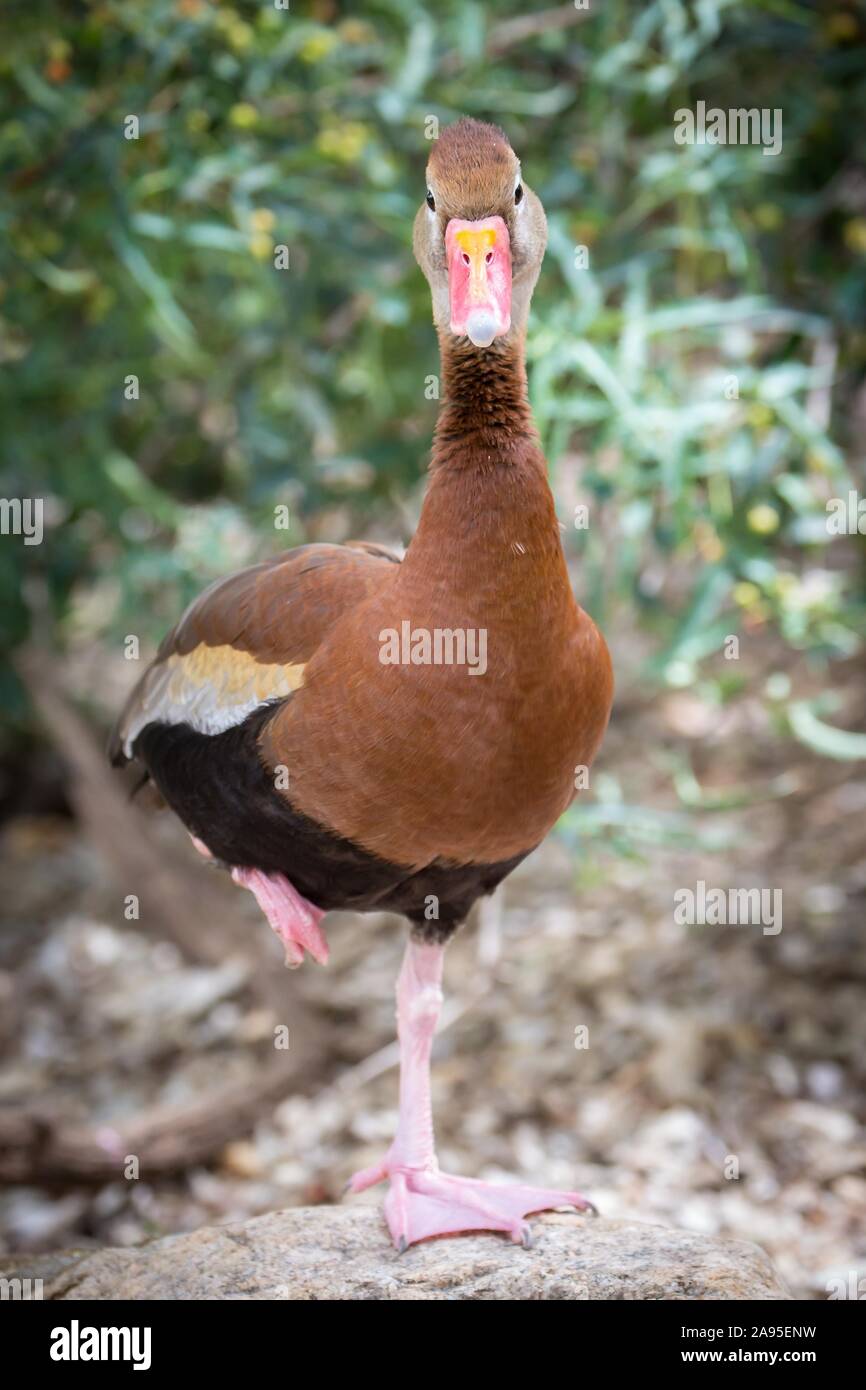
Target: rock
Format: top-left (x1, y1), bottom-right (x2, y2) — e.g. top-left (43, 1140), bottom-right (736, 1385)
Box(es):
top-left (1, 1206), bottom-right (790, 1300)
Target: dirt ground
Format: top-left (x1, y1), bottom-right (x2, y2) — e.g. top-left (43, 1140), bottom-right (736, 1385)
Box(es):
top-left (0, 638), bottom-right (864, 1300)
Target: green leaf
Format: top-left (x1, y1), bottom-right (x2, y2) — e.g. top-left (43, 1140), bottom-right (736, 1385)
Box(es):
top-left (788, 704), bottom-right (866, 762)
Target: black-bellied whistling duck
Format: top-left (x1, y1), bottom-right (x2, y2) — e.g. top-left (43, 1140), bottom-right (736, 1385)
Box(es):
top-left (110, 118), bottom-right (613, 1250)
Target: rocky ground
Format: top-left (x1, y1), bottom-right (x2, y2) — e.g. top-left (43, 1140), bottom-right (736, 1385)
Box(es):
top-left (2, 1208), bottom-right (791, 1301)
top-left (0, 642), bottom-right (864, 1300)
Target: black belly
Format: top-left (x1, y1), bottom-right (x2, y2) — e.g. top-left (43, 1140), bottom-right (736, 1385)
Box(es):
top-left (132, 704), bottom-right (530, 940)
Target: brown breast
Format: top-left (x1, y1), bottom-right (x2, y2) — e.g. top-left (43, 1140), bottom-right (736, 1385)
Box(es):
top-left (262, 444), bottom-right (613, 869)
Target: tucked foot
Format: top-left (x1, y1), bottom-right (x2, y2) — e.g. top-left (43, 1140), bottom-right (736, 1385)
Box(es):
top-left (188, 833), bottom-right (228, 869)
top-left (230, 865), bottom-right (328, 968)
top-left (346, 1161), bottom-right (595, 1250)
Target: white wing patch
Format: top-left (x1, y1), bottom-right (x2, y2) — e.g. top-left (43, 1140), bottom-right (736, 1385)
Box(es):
top-left (121, 645), bottom-right (306, 756)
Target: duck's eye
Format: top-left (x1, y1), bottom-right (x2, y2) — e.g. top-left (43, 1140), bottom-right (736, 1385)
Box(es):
top-left (514, 182), bottom-right (524, 205)
top-left (426, 189), bottom-right (436, 211)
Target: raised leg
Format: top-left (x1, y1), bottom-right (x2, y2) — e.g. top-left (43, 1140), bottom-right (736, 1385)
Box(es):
top-left (187, 834), bottom-right (328, 967)
top-left (230, 866), bottom-right (328, 967)
top-left (346, 936), bottom-right (594, 1250)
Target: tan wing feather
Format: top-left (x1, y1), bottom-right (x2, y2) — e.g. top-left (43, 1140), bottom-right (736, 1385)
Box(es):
top-left (109, 541), bottom-right (399, 763)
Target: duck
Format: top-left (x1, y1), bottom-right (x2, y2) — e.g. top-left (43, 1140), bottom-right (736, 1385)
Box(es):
top-left (110, 117), bottom-right (614, 1251)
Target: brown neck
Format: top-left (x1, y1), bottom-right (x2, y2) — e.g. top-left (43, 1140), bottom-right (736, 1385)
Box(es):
top-left (430, 331), bottom-right (537, 472)
top-left (400, 331), bottom-right (573, 623)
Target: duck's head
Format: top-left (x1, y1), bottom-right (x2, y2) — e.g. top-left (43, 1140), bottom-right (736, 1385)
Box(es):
top-left (413, 117), bottom-right (547, 350)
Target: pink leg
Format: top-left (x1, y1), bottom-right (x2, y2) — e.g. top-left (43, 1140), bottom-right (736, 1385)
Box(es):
top-left (346, 938), bottom-right (594, 1251)
top-left (187, 834), bottom-right (327, 967)
top-left (231, 866), bottom-right (328, 968)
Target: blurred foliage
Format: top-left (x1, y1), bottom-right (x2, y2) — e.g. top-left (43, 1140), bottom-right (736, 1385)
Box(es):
top-left (0, 0), bottom-right (864, 758)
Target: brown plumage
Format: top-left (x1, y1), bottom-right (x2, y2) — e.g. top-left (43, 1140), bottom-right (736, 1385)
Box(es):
top-left (111, 118), bottom-right (613, 1249)
top-left (260, 422), bottom-right (610, 867)
top-left (112, 122), bottom-right (611, 876)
